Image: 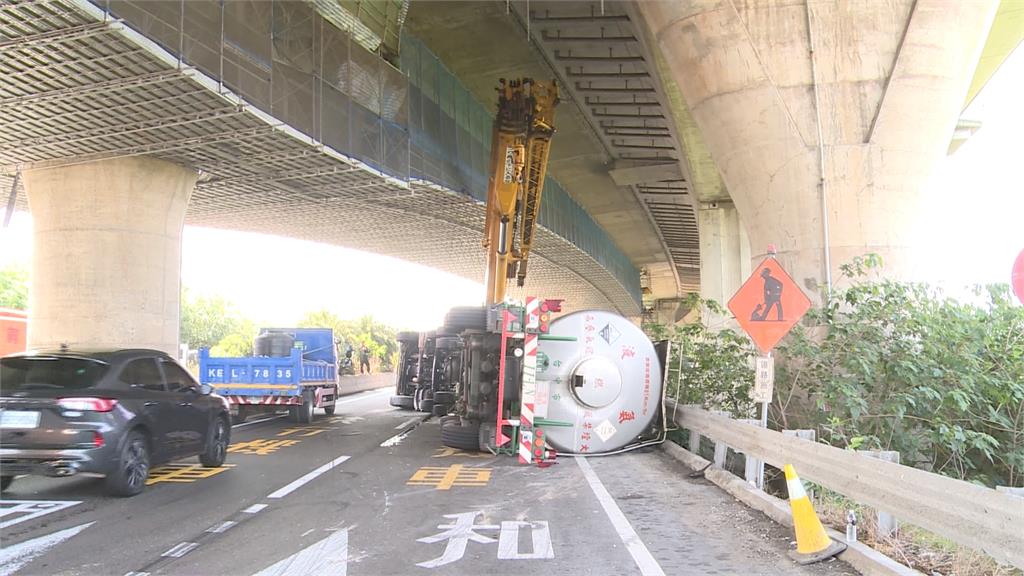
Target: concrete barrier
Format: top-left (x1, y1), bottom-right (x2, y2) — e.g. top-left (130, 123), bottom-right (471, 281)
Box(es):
top-left (337, 372), bottom-right (394, 397)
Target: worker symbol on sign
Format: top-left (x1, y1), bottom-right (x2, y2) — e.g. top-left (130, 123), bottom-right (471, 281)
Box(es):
top-left (751, 268), bottom-right (784, 322)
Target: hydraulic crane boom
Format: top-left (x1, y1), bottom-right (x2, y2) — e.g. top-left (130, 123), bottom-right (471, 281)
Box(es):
top-left (482, 78), bottom-right (559, 306)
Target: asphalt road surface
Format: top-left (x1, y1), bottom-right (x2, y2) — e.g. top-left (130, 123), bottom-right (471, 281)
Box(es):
top-left (1, 387), bottom-right (857, 575)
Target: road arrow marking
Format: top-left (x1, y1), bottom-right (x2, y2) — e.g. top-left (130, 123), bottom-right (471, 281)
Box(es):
top-left (0, 500), bottom-right (81, 529)
top-left (0, 522), bottom-right (94, 576)
top-left (252, 528), bottom-right (348, 576)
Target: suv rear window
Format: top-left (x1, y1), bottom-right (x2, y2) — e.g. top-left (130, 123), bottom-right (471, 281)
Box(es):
top-left (0, 356), bottom-right (109, 391)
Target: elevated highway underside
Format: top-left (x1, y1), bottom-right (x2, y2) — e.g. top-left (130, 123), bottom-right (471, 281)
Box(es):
top-left (0, 0), bottom-right (639, 316)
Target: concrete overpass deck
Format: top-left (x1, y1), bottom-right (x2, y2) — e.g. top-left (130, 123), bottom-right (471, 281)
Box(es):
top-left (0, 0), bottom-right (640, 315)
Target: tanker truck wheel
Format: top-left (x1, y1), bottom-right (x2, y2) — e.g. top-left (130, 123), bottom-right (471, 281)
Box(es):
top-left (390, 395), bottom-right (414, 410)
top-left (440, 419), bottom-right (480, 452)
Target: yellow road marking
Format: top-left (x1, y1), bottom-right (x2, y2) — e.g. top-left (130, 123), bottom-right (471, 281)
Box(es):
top-left (277, 427), bottom-right (332, 437)
top-left (406, 464), bottom-right (492, 490)
top-left (432, 447), bottom-right (493, 459)
top-left (227, 438), bottom-right (300, 455)
top-left (146, 463), bottom-right (234, 485)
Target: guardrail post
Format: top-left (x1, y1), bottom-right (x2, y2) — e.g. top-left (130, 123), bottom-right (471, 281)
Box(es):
top-left (738, 419), bottom-right (762, 487)
top-left (858, 450), bottom-right (901, 538)
top-left (711, 410), bottom-right (731, 468)
top-left (688, 428), bottom-right (701, 454)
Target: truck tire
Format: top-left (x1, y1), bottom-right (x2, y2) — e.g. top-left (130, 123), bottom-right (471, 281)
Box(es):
top-left (443, 306), bottom-right (487, 333)
top-left (292, 395), bottom-right (314, 424)
top-left (432, 403), bottom-right (449, 417)
top-left (390, 395), bottom-right (414, 410)
top-left (420, 399), bottom-right (434, 413)
top-left (433, 391), bottom-right (455, 405)
top-left (232, 405), bottom-right (248, 425)
top-left (323, 404), bottom-right (336, 416)
top-left (397, 331), bottom-right (420, 343)
top-left (434, 336), bottom-right (461, 351)
top-left (441, 420), bottom-right (481, 452)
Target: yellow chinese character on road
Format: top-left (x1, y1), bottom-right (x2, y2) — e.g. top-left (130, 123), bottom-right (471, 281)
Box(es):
top-left (432, 447), bottom-right (493, 459)
top-left (227, 438), bottom-right (300, 455)
top-left (277, 427), bottom-right (331, 437)
top-left (146, 463), bottom-right (234, 485)
top-left (407, 464), bottom-right (491, 490)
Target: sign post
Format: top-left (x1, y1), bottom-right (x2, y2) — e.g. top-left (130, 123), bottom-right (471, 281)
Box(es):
top-left (728, 246), bottom-right (811, 489)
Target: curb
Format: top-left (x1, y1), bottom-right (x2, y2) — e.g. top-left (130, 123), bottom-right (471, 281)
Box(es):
top-left (662, 442), bottom-right (923, 576)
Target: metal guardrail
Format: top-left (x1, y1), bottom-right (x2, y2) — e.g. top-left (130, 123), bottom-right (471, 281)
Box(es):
top-left (667, 400), bottom-right (1024, 570)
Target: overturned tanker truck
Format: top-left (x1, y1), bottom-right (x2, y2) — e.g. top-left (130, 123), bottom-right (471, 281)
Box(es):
top-left (391, 303), bottom-right (666, 458)
top-left (390, 78), bottom-right (665, 460)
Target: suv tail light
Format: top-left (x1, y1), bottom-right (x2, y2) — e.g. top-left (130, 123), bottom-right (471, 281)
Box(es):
top-left (57, 398), bottom-right (118, 412)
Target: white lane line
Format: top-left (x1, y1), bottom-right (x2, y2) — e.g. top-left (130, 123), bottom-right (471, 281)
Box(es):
top-left (0, 522), bottom-right (94, 576)
top-left (161, 542), bottom-right (199, 558)
top-left (334, 388), bottom-right (391, 406)
top-left (206, 520), bottom-right (237, 534)
top-left (394, 416), bottom-right (420, 430)
top-left (252, 528), bottom-right (348, 576)
top-left (242, 504), bottom-right (268, 514)
top-left (267, 455), bottom-right (351, 499)
top-left (124, 572), bottom-right (150, 576)
top-left (575, 457), bottom-right (666, 576)
top-left (233, 414), bottom-right (288, 429)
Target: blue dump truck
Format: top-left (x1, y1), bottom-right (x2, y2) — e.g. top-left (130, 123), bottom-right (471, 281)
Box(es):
top-left (199, 328), bottom-right (339, 424)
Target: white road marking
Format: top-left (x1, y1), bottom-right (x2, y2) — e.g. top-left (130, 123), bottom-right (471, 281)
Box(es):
top-left (267, 455), bottom-right (351, 499)
top-left (233, 414), bottom-right (288, 429)
top-left (206, 521), bottom-right (237, 533)
top-left (252, 528), bottom-right (348, 576)
top-left (124, 572), bottom-right (150, 576)
top-left (334, 389), bottom-right (390, 406)
top-left (300, 529), bottom-right (314, 537)
top-left (0, 522), bottom-right (94, 576)
top-left (243, 504), bottom-right (268, 514)
top-left (497, 521), bottom-right (554, 560)
top-left (395, 417), bottom-right (420, 430)
top-left (575, 457), bottom-right (665, 576)
top-left (161, 542), bottom-right (199, 558)
top-left (380, 427), bottom-right (416, 447)
top-left (0, 500), bottom-right (81, 529)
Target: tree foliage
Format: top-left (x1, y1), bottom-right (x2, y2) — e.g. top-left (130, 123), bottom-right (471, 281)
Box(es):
top-left (0, 265), bottom-right (28, 310)
top-left (774, 256), bottom-right (1024, 487)
top-left (180, 288), bottom-right (250, 350)
top-left (298, 310), bottom-right (398, 371)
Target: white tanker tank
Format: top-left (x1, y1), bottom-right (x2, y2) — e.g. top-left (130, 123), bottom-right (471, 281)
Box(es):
top-left (536, 310), bottom-right (663, 453)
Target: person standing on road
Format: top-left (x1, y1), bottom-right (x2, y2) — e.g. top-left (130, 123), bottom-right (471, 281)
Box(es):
top-left (359, 345), bottom-right (371, 374)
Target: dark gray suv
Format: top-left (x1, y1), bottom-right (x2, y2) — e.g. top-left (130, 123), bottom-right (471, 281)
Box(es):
top-left (0, 348), bottom-right (231, 496)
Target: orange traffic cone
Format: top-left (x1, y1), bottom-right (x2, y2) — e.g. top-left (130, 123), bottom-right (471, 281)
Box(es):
top-left (784, 464), bottom-right (847, 564)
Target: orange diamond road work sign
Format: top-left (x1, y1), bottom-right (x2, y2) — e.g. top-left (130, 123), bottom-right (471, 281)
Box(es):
top-left (728, 257), bottom-right (811, 354)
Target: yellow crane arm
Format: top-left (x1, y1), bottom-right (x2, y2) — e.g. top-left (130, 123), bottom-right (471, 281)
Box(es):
top-left (482, 78), bottom-right (559, 305)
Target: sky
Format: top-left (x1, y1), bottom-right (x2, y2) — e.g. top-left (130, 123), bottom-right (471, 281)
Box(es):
top-left (2, 45), bottom-right (1022, 326)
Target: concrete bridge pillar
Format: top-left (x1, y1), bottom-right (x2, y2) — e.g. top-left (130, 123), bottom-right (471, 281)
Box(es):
top-left (24, 157), bottom-right (195, 355)
top-left (638, 1), bottom-right (998, 296)
top-left (699, 202), bottom-right (750, 312)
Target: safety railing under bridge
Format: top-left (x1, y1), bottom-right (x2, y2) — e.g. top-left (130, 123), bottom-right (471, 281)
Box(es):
top-left (666, 400), bottom-right (1024, 571)
top-left (92, 0), bottom-right (640, 305)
